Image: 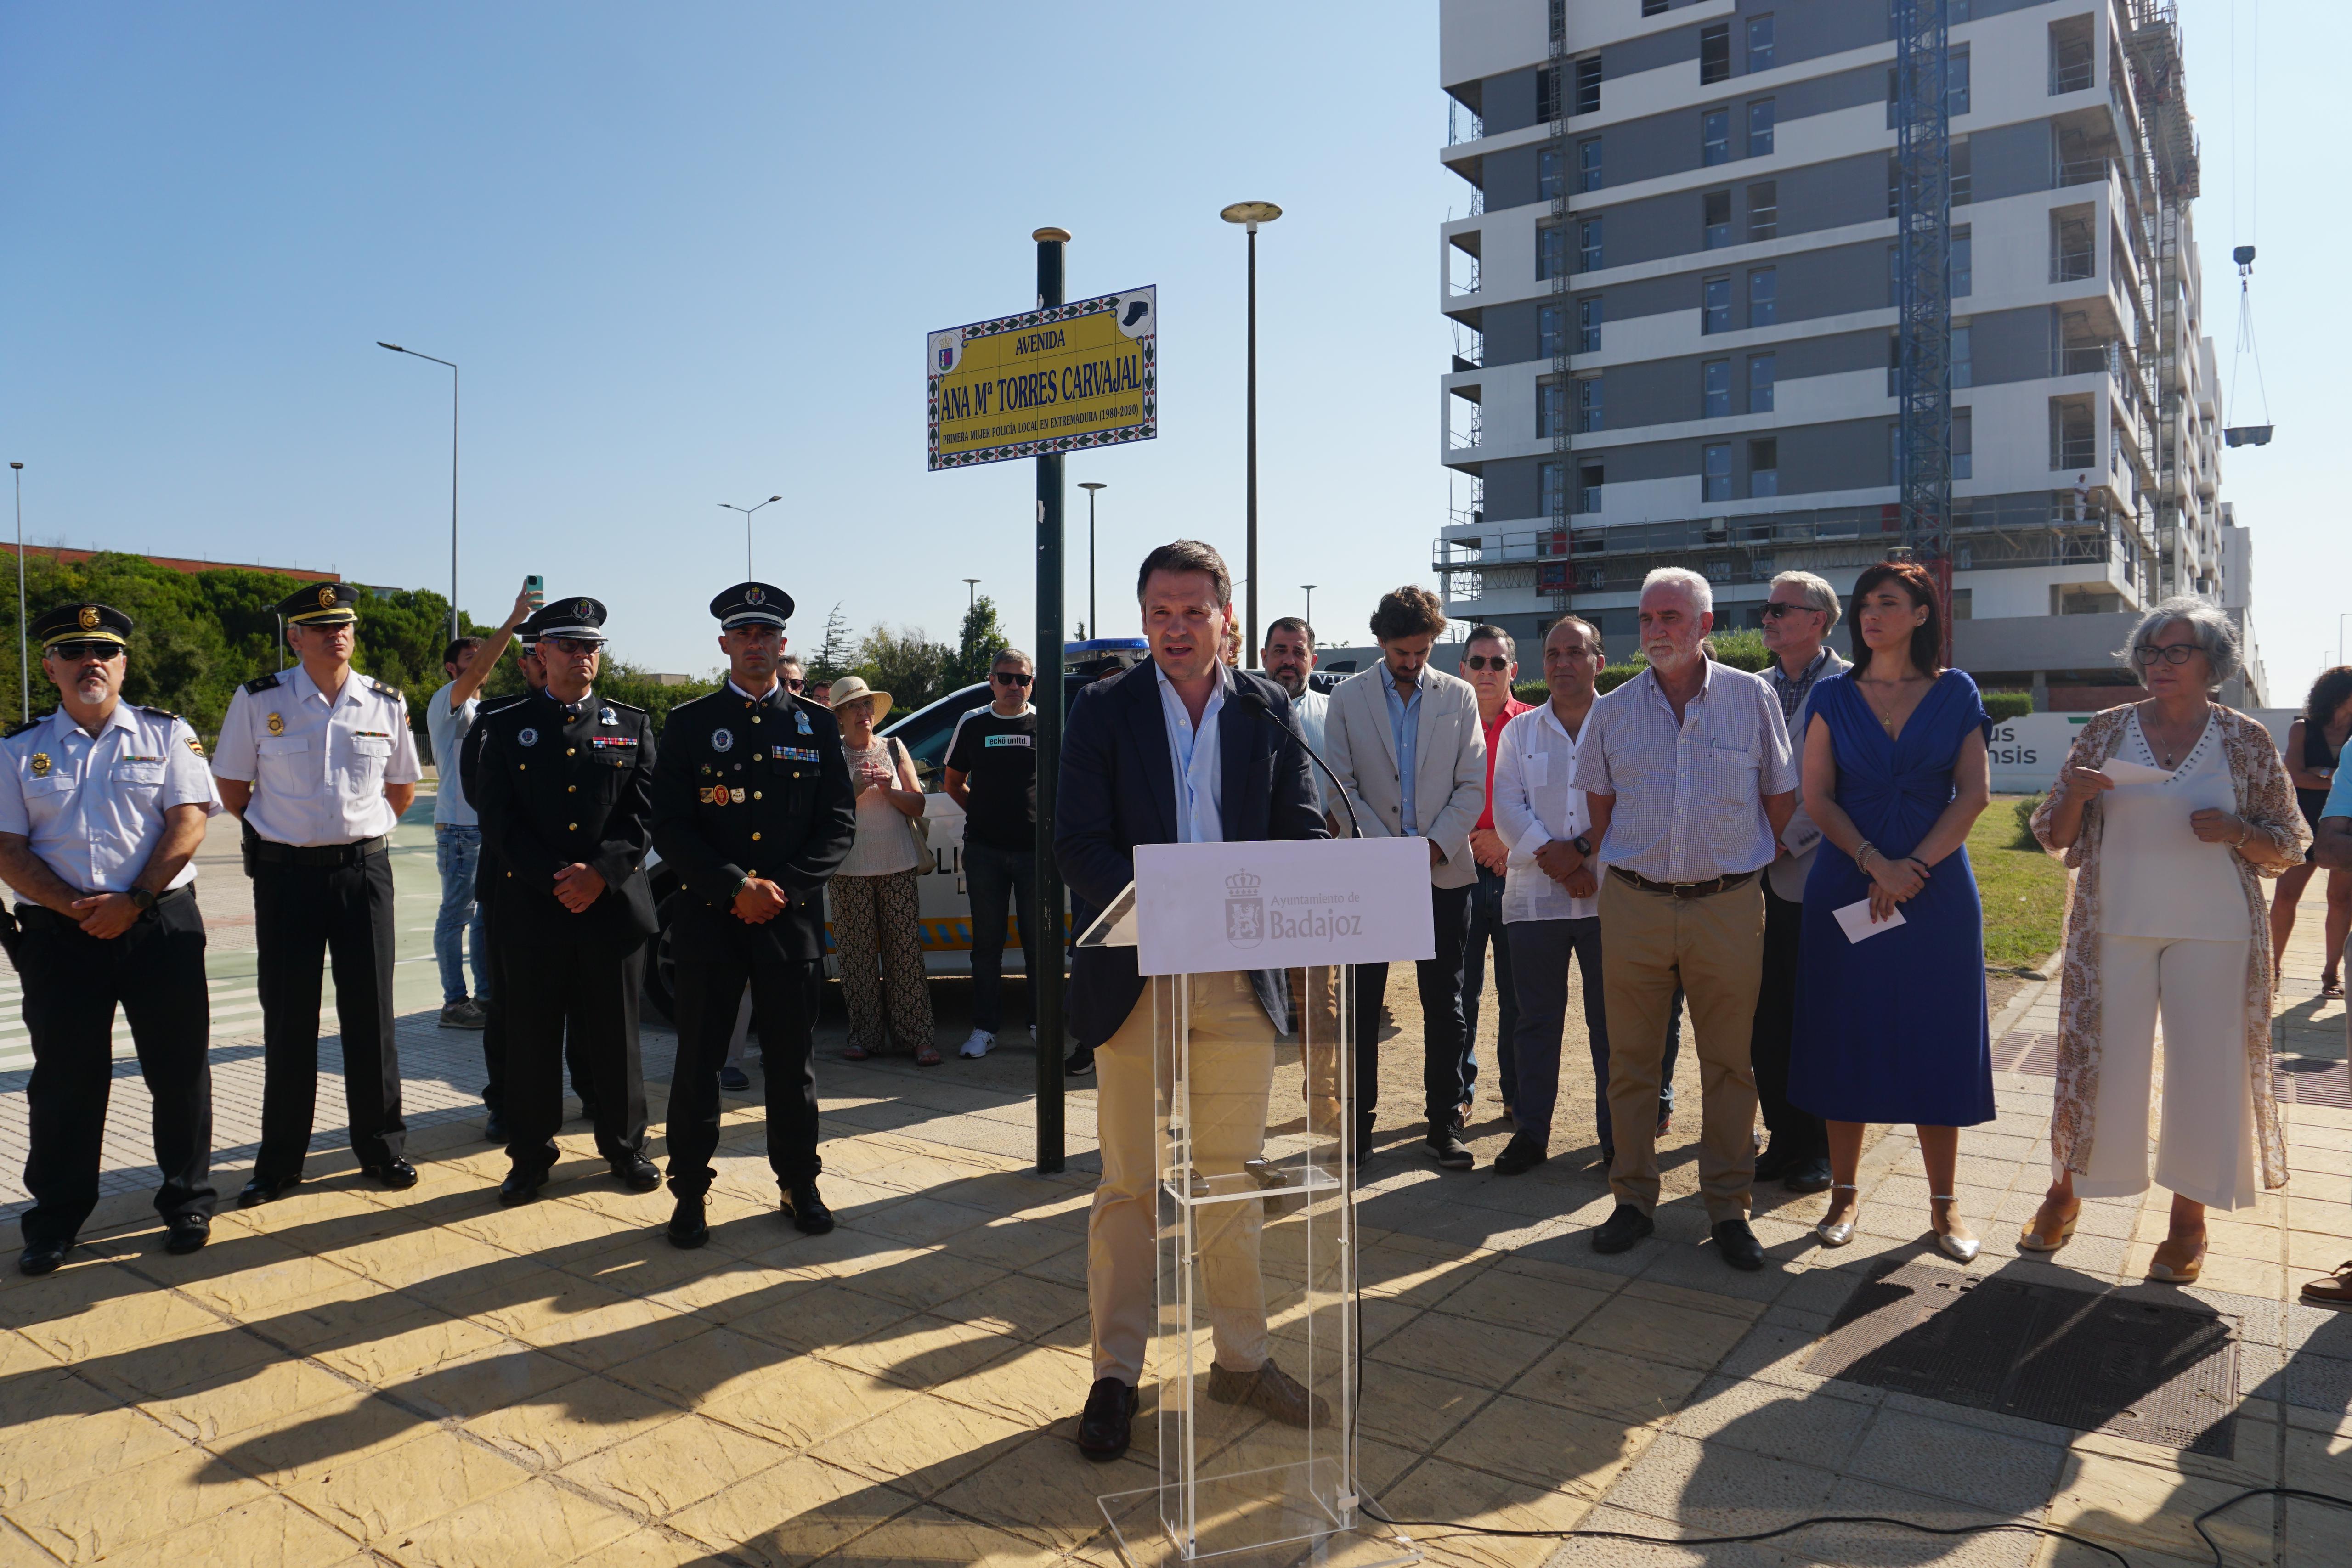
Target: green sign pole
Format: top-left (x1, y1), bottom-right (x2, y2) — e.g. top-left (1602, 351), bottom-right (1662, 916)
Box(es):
top-left (1031, 226), bottom-right (1069, 1176)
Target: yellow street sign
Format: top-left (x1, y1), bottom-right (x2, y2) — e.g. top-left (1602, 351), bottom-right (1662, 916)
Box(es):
top-left (927, 287), bottom-right (1157, 470)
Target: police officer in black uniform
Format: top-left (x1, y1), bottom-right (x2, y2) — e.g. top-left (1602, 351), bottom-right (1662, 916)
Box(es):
top-left (651, 582), bottom-right (855, 1246)
top-left (473, 597), bottom-right (662, 1202)
top-left (459, 631), bottom-right (595, 1141)
top-left (0, 604), bottom-right (222, 1272)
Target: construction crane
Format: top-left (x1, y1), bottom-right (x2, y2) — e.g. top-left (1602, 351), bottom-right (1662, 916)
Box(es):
top-left (1892, 0), bottom-right (1955, 664)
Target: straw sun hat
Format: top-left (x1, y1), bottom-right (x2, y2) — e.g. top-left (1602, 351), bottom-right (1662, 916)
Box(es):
top-left (825, 675), bottom-right (893, 725)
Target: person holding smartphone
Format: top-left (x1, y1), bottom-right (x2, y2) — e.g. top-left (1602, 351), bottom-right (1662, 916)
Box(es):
top-left (425, 581), bottom-right (534, 1030)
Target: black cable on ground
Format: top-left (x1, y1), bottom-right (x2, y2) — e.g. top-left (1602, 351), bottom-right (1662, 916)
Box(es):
top-left (2191, 1487), bottom-right (2352, 1568)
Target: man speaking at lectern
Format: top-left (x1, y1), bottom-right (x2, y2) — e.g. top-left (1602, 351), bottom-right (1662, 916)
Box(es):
top-left (1058, 538), bottom-right (1330, 1462)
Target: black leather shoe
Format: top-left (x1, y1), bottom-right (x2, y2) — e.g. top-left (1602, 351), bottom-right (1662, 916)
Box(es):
top-left (362, 1160), bottom-right (418, 1190)
top-left (1592, 1202), bottom-right (1656, 1254)
top-left (1425, 1127), bottom-right (1474, 1170)
top-left (1753, 1143), bottom-right (1795, 1183)
top-left (237, 1173), bottom-right (300, 1208)
top-left (1206, 1359), bottom-right (1331, 1428)
top-left (1076, 1376), bottom-right (1139, 1460)
top-left (1782, 1156), bottom-right (1834, 1194)
top-left (718, 1065), bottom-right (752, 1092)
top-left (667, 1193), bottom-right (710, 1249)
top-left (1494, 1134), bottom-right (1549, 1176)
top-left (781, 1182), bottom-right (834, 1235)
top-left (608, 1151), bottom-right (661, 1192)
top-left (1713, 1217), bottom-right (1766, 1272)
top-left (163, 1215), bottom-right (209, 1256)
top-left (576, 1099), bottom-right (601, 1124)
top-left (482, 1111), bottom-right (507, 1143)
top-left (498, 1170), bottom-right (547, 1206)
top-left (18, 1240), bottom-right (68, 1276)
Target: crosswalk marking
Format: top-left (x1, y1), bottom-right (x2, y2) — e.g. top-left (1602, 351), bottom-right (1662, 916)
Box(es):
top-left (0, 979), bottom-right (266, 1074)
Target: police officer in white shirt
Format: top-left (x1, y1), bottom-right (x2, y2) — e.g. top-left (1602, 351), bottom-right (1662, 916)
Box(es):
top-left (0, 604), bottom-right (222, 1274)
top-left (212, 582), bottom-right (423, 1206)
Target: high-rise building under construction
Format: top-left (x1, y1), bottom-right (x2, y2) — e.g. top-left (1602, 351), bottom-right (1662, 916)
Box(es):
top-left (1435, 0), bottom-right (2259, 708)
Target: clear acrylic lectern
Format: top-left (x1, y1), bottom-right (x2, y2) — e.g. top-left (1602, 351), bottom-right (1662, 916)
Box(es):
top-left (1080, 883), bottom-right (1418, 1568)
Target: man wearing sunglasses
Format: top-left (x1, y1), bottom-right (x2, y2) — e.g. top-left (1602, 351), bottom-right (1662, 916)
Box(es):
top-left (944, 648), bottom-right (1041, 1060)
top-left (472, 597), bottom-right (662, 1204)
top-left (215, 582), bottom-right (423, 1207)
top-left (1, 604), bottom-right (223, 1273)
top-left (1457, 625), bottom-right (1534, 1128)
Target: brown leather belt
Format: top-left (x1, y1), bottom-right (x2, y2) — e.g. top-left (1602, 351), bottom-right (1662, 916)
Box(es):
top-left (1610, 866), bottom-right (1758, 900)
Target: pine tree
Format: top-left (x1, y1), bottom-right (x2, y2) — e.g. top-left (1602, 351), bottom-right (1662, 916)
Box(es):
top-left (811, 602), bottom-right (854, 679)
top-left (949, 594), bottom-right (1012, 689)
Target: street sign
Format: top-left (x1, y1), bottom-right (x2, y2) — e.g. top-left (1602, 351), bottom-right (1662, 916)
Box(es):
top-left (927, 286), bottom-right (1157, 470)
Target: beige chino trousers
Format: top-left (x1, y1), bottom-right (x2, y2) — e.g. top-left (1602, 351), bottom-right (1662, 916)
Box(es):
top-left (1089, 973), bottom-right (1279, 1386)
top-left (1598, 873), bottom-right (1765, 1223)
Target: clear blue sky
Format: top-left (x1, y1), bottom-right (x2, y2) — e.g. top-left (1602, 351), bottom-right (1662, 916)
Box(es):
top-left (2, 2), bottom-right (2333, 699)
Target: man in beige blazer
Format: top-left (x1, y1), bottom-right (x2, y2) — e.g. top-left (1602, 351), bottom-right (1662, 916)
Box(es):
top-left (1325, 585), bottom-right (1489, 1168)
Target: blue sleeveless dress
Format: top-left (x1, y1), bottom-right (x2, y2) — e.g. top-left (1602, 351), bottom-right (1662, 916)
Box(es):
top-left (1787, 670), bottom-right (1996, 1127)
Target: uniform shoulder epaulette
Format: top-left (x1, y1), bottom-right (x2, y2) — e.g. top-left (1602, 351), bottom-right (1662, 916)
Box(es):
top-left (4, 714), bottom-right (49, 739)
top-left (365, 676), bottom-right (405, 703)
top-left (135, 704), bottom-right (182, 722)
top-left (602, 697), bottom-right (647, 715)
top-left (242, 673), bottom-right (281, 695)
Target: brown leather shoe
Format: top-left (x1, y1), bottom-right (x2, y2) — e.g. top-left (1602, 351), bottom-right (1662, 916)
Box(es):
top-left (1205, 1359), bottom-right (1330, 1429)
top-left (2301, 1260), bottom-right (2352, 1310)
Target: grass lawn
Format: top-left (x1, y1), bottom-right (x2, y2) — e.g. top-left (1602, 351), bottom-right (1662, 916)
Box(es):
top-left (1975, 793), bottom-right (2069, 970)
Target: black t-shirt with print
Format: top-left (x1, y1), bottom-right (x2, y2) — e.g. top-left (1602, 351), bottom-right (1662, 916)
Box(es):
top-left (944, 706), bottom-right (1037, 851)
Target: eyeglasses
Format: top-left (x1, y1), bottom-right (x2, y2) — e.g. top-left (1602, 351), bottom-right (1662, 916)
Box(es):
top-left (992, 672), bottom-right (1034, 687)
top-left (47, 642), bottom-right (122, 662)
top-left (2133, 643), bottom-right (2203, 667)
top-left (1461, 654), bottom-right (1512, 671)
top-left (544, 637), bottom-right (602, 656)
top-left (1760, 601), bottom-right (1818, 620)
top-left (783, 678), bottom-right (805, 691)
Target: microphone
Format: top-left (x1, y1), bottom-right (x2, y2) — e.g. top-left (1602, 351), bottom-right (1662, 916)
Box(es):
top-left (1225, 679), bottom-right (1363, 841)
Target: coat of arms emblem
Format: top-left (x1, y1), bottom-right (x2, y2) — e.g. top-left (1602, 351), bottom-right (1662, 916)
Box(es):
top-left (1223, 869), bottom-right (1265, 949)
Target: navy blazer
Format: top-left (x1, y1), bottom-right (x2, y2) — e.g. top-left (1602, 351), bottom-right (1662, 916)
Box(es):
top-left (1056, 660), bottom-right (1327, 1049)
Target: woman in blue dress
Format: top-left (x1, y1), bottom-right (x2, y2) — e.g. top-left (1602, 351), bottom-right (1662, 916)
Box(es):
top-left (1789, 559), bottom-right (1995, 1262)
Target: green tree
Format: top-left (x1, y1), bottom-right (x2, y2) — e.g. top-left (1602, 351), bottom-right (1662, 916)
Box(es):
top-left (853, 624), bottom-right (953, 711)
top-left (809, 603), bottom-right (855, 680)
top-left (944, 594), bottom-right (1011, 690)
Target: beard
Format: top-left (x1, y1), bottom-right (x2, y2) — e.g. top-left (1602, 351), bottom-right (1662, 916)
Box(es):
top-left (1268, 667), bottom-right (1306, 697)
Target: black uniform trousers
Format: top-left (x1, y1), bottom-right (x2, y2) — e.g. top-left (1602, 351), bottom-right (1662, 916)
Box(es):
top-left (17, 894), bottom-right (215, 1247)
top-left (500, 936), bottom-right (647, 1176)
top-left (477, 897), bottom-right (593, 1117)
top-left (1751, 882), bottom-right (1827, 1162)
top-left (251, 848), bottom-right (404, 1177)
top-left (667, 926), bottom-right (821, 1197)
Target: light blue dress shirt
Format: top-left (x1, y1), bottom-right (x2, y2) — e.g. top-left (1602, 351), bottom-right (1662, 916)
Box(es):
top-left (0, 702), bottom-right (222, 892)
top-left (1381, 666), bottom-right (1424, 835)
top-left (1154, 661), bottom-right (1226, 844)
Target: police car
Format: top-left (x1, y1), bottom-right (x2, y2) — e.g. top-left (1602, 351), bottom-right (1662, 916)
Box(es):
top-left (640, 639), bottom-right (1150, 1019)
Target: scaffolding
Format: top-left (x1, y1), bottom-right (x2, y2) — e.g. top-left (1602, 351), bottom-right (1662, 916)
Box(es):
top-left (1892, 0), bottom-right (1954, 660)
top-left (1544, 0), bottom-right (1572, 615)
top-left (2123, 0), bottom-right (2201, 599)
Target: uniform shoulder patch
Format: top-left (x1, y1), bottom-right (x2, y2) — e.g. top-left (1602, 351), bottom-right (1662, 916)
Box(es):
top-left (4, 716), bottom-right (46, 739)
top-left (242, 673), bottom-right (282, 695)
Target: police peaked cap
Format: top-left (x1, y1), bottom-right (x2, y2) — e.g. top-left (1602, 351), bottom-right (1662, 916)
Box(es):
top-left (523, 596), bottom-right (610, 644)
top-left (279, 581), bottom-right (361, 626)
top-left (710, 581), bottom-right (793, 631)
top-left (34, 602), bottom-right (133, 649)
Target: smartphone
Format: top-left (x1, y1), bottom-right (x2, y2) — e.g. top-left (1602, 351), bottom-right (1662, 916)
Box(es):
top-left (525, 575), bottom-right (545, 610)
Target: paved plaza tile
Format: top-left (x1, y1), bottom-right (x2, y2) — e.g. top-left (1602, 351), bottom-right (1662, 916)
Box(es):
top-left (0, 839), bottom-right (2347, 1564)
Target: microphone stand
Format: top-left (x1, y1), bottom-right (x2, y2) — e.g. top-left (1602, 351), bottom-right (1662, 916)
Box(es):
top-left (1224, 679), bottom-right (1362, 841)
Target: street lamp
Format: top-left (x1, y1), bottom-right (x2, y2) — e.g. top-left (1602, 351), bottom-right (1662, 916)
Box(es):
top-left (1077, 482), bottom-right (1106, 638)
top-left (962, 578), bottom-right (981, 612)
top-left (718, 496), bottom-right (784, 578)
top-left (376, 343), bottom-right (460, 641)
top-left (1220, 200), bottom-right (1282, 667)
top-left (1300, 583), bottom-right (1317, 631)
top-left (9, 462), bottom-right (23, 723)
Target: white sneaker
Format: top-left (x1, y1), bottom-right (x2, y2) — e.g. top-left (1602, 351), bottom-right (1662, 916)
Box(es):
top-left (960, 1029), bottom-right (996, 1059)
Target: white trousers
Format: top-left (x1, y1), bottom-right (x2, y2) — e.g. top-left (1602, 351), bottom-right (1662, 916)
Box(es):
top-left (1089, 974), bottom-right (1276, 1386)
top-left (2073, 935), bottom-right (2260, 1210)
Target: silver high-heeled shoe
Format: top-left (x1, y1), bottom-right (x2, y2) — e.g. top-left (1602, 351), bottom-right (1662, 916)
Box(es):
top-left (1930, 1195), bottom-right (1981, 1263)
top-left (1815, 1184), bottom-right (1860, 1247)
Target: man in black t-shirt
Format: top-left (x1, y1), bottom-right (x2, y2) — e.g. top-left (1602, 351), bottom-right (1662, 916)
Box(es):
top-left (944, 648), bottom-right (1039, 1059)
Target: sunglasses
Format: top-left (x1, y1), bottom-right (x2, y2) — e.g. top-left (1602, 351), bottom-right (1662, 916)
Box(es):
top-left (544, 636), bottom-right (603, 656)
top-left (1461, 654), bottom-right (1512, 671)
top-left (992, 672), bottom-right (1034, 687)
top-left (784, 678), bottom-right (806, 691)
top-left (47, 641), bottom-right (122, 662)
top-left (1760, 601), bottom-right (1818, 620)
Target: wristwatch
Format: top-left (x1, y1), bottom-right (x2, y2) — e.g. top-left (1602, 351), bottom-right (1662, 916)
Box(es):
top-left (129, 888), bottom-right (157, 913)
top-left (1571, 834), bottom-right (1594, 857)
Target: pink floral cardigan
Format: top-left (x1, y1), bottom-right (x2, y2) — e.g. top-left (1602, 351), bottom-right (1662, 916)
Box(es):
top-left (2029, 704), bottom-right (2308, 1188)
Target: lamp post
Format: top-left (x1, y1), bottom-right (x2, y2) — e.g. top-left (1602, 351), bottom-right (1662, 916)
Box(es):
top-left (718, 496), bottom-right (784, 578)
top-left (1077, 482), bottom-right (1106, 638)
top-left (1300, 583), bottom-right (1317, 631)
top-left (1220, 201), bottom-right (1282, 667)
top-left (961, 578), bottom-right (982, 614)
top-left (376, 343), bottom-right (461, 641)
top-left (9, 462), bottom-right (23, 723)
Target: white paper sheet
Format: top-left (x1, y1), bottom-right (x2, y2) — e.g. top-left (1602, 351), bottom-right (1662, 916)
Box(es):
top-left (2094, 758), bottom-right (2174, 787)
top-left (1833, 897), bottom-right (1907, 943)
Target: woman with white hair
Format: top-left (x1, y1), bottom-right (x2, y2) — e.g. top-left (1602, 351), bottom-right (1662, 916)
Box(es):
top-left (2026, 598), bottom-right (2307, 1283)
